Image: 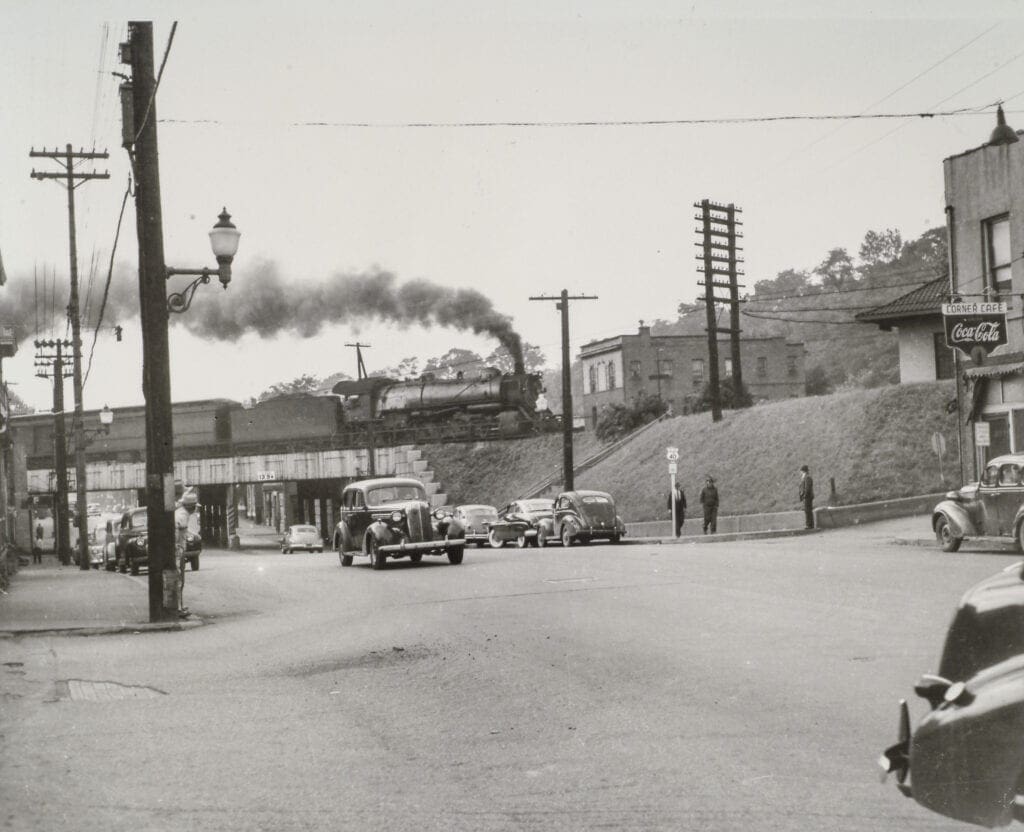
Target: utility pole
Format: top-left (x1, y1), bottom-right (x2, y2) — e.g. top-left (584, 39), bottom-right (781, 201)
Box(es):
top-left (122, 21), bottom-right (178, 621)
top-left (529, 290), bottom-right (597, 491)
top-left (695, 200), bottom-right (744, 422)
top-left (345, 342), bottom-right (375, 476)
top-left (34, 339), bottom-right (73, 565)
top-left (31, 145), bottom-right (110, 570)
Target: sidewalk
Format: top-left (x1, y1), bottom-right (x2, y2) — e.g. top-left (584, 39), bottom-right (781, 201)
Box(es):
top-left (0, 552), bottom-right (202, 637)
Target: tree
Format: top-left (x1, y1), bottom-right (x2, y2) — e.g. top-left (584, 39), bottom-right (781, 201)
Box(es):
top-left (594, 392), bottom-right (668, 443)
top-left (804, 365), bottom-right (832, 396)
top-left (752, 269), bottom-right (812, 299)
top-left (256, 373), bottom-right (323, 402)
top-left (375, 356), bottom-right (421, 379)
top-left (422, 348), bottom-right (485, 379)
top-left (485, 341), bottom-right (546, 374)
top-left (859, 228), bottom-right (903, 268)
top-left (814, 248), bottom-right (856, 291)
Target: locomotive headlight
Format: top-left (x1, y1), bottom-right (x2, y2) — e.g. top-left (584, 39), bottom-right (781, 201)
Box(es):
top-left (390, 511), bottom-right (404, 523)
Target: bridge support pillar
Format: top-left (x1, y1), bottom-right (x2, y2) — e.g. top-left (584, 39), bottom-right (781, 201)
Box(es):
top-left (227, 484), bottom-right (240, 550)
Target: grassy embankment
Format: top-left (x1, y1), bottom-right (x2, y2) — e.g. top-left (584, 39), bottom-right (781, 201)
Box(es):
top-left (424, 381), bottom-right (958, 522)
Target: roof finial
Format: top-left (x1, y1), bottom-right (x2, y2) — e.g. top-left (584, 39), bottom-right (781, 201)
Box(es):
top-left (990, 103), bottom-right (1019, 145)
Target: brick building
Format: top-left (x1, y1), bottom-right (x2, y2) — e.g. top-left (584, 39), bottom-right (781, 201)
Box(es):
top-left (945, 107), bottom-right (1024, 481)
top-left (579, 322), bottom-right (805, 427)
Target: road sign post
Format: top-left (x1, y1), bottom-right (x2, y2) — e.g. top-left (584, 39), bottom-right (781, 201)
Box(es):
top-left (667, 447), bottom-right (680, 535)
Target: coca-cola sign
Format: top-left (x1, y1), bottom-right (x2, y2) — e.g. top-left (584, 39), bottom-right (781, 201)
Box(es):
top-left (942, 302), bottom-right (1008, 358)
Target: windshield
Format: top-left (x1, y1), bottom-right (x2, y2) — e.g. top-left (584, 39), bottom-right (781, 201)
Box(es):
top-left (520, 500), bottom-right (553, 513)
top-left (581, 495), bottom-right (611, 505)
top-left (292, 525), bottom-right (317, 534)
top-left (463, 507), bottom-right (498, 520)
top-left (366, 484), bottom-right (426, 506)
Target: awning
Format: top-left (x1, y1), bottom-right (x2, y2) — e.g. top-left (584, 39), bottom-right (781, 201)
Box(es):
top-left (963, 360), bottom-right (1024, 379)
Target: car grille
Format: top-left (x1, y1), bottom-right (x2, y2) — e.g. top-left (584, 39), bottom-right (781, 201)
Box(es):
top-left (407, 503), bottom-right (431, 543)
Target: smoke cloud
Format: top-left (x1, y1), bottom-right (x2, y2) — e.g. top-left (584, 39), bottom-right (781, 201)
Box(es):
top-left (2, 262), bottom-right (525, 374)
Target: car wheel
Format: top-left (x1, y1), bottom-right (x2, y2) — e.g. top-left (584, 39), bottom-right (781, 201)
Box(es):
top-left (410, 553), bottom-right (423, 563)
top-left (316, 548), bottom-right (323, 553)
top-left (515, 533), bottom-right (528, 548)
top-left (1017, 521), bottom-right (1024, 555)
top-left (368, 537), bottom-right (386, 570)
top-left (340, 554), bottom-right (353, 567)
top-left (283, 548), bottom-right (291, 554)
top-left (118, 558), bottom-right (127, 574)
top-left (561, 526), bottom-right (574, 547)
top-left (190, 556), bottom-right (199, 571)
top-left (935, 515), bottom-right (962, 553)
top-left (536, 530), bottom-right (547, 548)
top-left (488, 530), bottom-right (505, 549)
top-left (448, 546), bottom-right (464, 565)
top-left (475, 541), bottom-right (485, 548)
top-left (130, 558), bottom-right (140, 576)
top-left (610, 534), bottom-right (621, 545)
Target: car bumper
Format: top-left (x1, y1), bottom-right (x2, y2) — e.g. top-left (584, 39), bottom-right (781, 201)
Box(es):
top-left (379, 538), bottom-right (466, 554)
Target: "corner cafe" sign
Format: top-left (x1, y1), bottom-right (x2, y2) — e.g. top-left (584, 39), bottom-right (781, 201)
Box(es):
top-left (942, 301), bottom-right (1008, 360)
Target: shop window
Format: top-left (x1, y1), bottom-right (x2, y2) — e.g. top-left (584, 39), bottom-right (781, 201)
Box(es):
top-left (985, 215), bottom-right (1012, 297)
top-left (933, 332), bottom-right (954, 380)
top-left (692, 358), bottom-right (704, 382)
top-left (607, 362), bottom-right (616, 390)
top-left (629, 360), bottom-right (642, 379)
top-left (787, 356), bottom-right (798, 377)
top-left (659, 359), bottom-right (674, 377)
top-left (724, 358), bottom-right (733, 378)
top-left (588, 364), bottom-right (598, 394)
top-left (756, 356), bottom-right (767, 377)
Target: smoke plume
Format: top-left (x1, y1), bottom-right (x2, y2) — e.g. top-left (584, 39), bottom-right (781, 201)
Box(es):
top-left (1, 263), bottom-right (525, 374)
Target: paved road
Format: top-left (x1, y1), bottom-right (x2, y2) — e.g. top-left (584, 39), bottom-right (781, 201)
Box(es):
top-left (1, 523), bottom-right (1018, 831)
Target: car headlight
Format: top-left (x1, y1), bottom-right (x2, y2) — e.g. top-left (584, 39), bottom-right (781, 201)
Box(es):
top-left (390, 510), bottom-right (404, 523)
top-left (137, 535), bottom-right (147, 547)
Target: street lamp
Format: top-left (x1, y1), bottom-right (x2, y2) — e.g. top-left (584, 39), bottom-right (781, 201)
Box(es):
top-left (166, 209), bottom-right (241, 313)
top-left (99, 404), bottom-right (114, 431)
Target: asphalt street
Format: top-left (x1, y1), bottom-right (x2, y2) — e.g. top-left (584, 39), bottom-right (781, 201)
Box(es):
top-left (1, 522), bottom-right (1019, 831)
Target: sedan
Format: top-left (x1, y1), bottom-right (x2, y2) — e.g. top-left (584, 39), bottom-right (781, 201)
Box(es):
top-left (933, 453), bottom-right (1024, 551)
top-left (551, 490), bottom-right (626, 547)
top-left (451, 505), bottom-right (499, 547)
top-left (486, 499), bottom-right (554, 548)
top-left (281, 524), bottom-right (324, 553)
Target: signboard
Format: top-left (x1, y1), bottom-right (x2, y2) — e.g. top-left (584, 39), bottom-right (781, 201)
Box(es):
top-left (942, 301), bottom-right (1008, 360)
top-left (974, 422), bottom-right (991, 448)
top-left (930, 431), bottom-right (946, 457)
top-left (668, 462), bottom-right (678, 474)
top-left (666, 447), bottom-right (679, 462)
top-left (256, 471), bottom-right (278, 482)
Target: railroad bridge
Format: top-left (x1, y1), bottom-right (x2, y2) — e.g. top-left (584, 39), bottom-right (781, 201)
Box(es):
top-left (9, 397), bottom-right (450, 551)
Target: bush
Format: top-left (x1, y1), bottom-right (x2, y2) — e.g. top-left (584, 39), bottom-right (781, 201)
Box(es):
top-left (698, 377), bottom-right (753, 411)
top-left (595, 393), bottom-right (668, 443)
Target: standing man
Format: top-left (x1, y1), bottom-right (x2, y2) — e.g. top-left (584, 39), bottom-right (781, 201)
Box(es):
top-left (799, 464), bottom-right (815, 529)
top-left (667, 482), bottom-right (687, 537)
top-left (175, 490), bottom-right (198, 618)
top-left (699, 476), bottom-right (719, 535)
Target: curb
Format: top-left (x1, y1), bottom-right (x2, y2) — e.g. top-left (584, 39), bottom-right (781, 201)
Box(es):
top-left (618, 527), bottom-right (821, 546)
top-left (0, 616), bottom-right (205, 638)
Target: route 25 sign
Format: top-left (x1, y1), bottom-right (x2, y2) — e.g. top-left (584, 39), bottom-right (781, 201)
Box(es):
top-left (942, 302), bottom-right (1007, 360)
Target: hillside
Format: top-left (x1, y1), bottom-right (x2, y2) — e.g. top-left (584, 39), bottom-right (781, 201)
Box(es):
top-left (421, 381), bottom-right (958, 520)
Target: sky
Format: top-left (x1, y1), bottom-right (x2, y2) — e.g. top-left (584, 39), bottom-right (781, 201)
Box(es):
top-left (3, 0), bottom-right (1024, 413)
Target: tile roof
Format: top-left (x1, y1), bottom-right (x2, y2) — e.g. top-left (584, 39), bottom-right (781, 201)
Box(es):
top-left (855, 277), bottom-right (947, 324)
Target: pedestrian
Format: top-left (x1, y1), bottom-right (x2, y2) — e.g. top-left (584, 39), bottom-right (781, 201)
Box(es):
top-left (175, 491), bottom-right (199, 618)
top-left (667, 483), bottom-right (687, 537)
top-left (799, 464), bottom-right (815, 529)
top-left (33, 522), bottom-right (43, 563)
top-left (699, 476), bottom-right (719, 534)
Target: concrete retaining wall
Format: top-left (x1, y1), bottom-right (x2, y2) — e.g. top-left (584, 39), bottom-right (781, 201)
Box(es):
top-left (813, 493), bottom-right (946, 529)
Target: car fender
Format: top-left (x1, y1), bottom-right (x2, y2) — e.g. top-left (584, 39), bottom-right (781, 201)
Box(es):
top-left (444, 519), bottom-right (465, 539)
top-left (933, 502), bottom-right (976, 538)
top-left (537, 517), bottom-right (554, 536)
top-left (366, 520), bottom-right (397, 551)
top-left (334, 522), bottom-right (357, 553)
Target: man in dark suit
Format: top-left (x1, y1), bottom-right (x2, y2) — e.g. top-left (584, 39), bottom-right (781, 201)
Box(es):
top-left (799, 465), bottom-right (815, 529)
top-left (699, 476), bottom-right (719, 534)
top-left (667, 483), bottom-right (687, 537)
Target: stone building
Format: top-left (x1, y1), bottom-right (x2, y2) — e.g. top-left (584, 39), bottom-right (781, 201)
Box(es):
top-left (578, 322), bottom-right (805, 427)
top-left (946, 107), bottom-right (1024, 481)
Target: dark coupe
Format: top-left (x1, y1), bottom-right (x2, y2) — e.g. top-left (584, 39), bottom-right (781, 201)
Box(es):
top-left (486, 499), bottom-right (554, 548)
top-left (551, 490), bottom-right (625, 547)
top-left (932, 453), bottom-right (1024, 552)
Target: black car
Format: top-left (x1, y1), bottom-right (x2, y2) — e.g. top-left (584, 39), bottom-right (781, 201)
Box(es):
top-left (881, 561), bottom-right (1024, 826)
top-left (332, 477), bottom-right (465, 569)
top-left (116, 507), bottom-right (202, 574)
top-left (551, 490), bottom-right (626, 547)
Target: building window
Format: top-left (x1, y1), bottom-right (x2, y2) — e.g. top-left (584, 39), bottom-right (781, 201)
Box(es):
top-left (606, 362), bottom-right (616, 390)
top-left (691, 358), bottom-right (704, 382)
top-left (756, 356), bottom-right (767, 377)
top-left (629, 360), bottom-right (642, 378)
top-left (591, 406), bottom-right (598, 428)
top-left (724, 358), bottom-right (733, 378)
top-left (787, 356), bottom-right (797, 377)
top-left (933, 332), bottom-right (954, 380)
top-left (659, 359), bottom-right (674, 377)
top-left (588, 364), bottom-right (598, 394)
top-left (985, 215), bottom-right (1012, 297)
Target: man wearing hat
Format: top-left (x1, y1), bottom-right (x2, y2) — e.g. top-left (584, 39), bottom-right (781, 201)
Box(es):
top-left (699, 475), bottom-right (719, 535)
top-left (174, 489), bottom-right (199, 618)
top-left (799, 465), bottom-right (814, 529)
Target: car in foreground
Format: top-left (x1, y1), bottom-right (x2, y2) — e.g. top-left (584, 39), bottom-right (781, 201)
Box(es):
top-left (550, 490), bottom-right (626, 547)
top-left (116, 507), bottom-right (202, 574)
top-left (281, 524), bottom-right (324, 553)
top-left (451, 504), bottom-right (499, 547)
top-left (332, 477), bottom-right (465, 569)
top-left (486, 499), bottom-right (554, 548)
top-left (880, 560), bottom-right (1024, 826)
top-left (932, 454), bottom-right (1024, 552)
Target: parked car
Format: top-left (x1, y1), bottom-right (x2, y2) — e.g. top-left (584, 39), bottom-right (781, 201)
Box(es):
top-left (486, 499), bottom-right (554, 548)
top-left (932, 454), bottom-right (1024, 552)
top-left (332, 477), bottom-right (465, 569)
top-left (880, 560), bottom-right (1024, 826)
top-left (452, 504), bottom-right (499, 547)
top-left (281, 524), bottom-right (324, 553)
top-left (116, 507), bottom-right (202, 574)
top-left (550, 490), bottom-right (626, 547)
